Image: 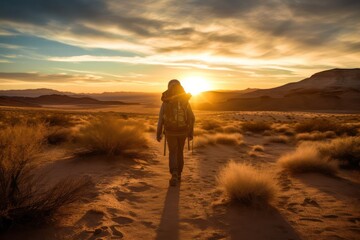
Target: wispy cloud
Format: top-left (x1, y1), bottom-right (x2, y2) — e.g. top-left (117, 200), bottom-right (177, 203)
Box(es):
top-left (0, 72), bottom-right (104, 83)
top-left (0, 0), bottom-right (359, 90)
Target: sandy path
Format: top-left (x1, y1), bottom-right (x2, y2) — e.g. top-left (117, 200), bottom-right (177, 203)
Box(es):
top-left (86, 135), bottom-right (300, 240)
top-left (3, 133), bottom-right (359, 240)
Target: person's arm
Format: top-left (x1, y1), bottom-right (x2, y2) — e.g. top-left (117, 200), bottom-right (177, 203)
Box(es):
top-left (156, 103), bottom-right (164, 142)
top-left (187, 104), bottom-right (195, 140)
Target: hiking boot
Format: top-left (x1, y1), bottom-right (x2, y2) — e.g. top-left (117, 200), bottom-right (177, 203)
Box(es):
top-left (169, 173), bottom-right (178, 186)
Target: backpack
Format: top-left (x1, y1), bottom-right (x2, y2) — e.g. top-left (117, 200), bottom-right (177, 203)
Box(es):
top-left (163, 100), bottom-right (189, 132)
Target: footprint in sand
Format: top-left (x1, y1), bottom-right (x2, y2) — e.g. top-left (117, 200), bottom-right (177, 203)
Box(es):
top-left (322, 214), bottom-right (339, 219)
top-left (299, 217), bottom-right (323, 222)
top-left (127, 181), bottom-right (152, 192)
top-left (141, 221), bottom-right (156, 229)
top-left (112, 216), bottom-right (134, 225)
top-left (348, 217), bottom-right (360, 224)
top-left (115, 190), bottom-right (127, 202)
top-left (183, 217), bottom-right (209, 231)
top-left (78, 209), bottom-right (106, 228)
top-left (301, 197), bottom-right (320, 208)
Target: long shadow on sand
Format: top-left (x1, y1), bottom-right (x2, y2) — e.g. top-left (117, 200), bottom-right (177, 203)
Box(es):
top-left (155, 186), bottom-right (180, 240)
top-left (211, 203), bottom-right (301, 240)
top-left (296, 173), bottom-right (360, 200)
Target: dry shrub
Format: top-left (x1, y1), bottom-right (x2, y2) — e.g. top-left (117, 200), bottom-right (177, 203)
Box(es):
top-left (272, 123), bottom-right (295, 136)
top-left (318, 137), bottom-right (360, 169)
top-left (252, 145), bottom-right (264, 152)
top-left (147, 125), bottom-right (156, 133)
top-left (0, 125), bottom-right (89, 230)
top-left (194, 127), bottom-right (207, 136)
top-left (242, 121), bottom-right (271, 134)
top-left (267, 135), bottom-right (291, 144)
top-left (195, 133), bottom-right (243, 148)
top-left (295, 119), bottom-right (358, 136)
top-left (278, 144), bottom-right (338, 175)
top-left (217, 161), bottom-right (277, 204)
top-left (47, 127), bottom-right (74, 145)
top-left (77, 116), bottom-right (147, 155)
top-left (295, 131), bottom-right (336, 142)
top-left (0, 124), bottom-right (47, 163)
top-left (201, 119), bottom-right (222, 131)
top-left (223, 125), bottom-right (242, 134)
top-left (40, 113), bottom-right (74, 127)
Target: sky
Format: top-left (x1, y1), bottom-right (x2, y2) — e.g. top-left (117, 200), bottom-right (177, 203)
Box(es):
top-left (0, 0), bottom-right (359, 93)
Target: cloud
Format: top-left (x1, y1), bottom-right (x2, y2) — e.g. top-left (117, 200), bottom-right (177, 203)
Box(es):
top-left (0, 0), bottom-right (359, 90)
top-left (0, 71), bottom-right (162, 86)
top-left (1, 0), bottom-right (359, 57)
top-left (0, 72), bottom-right (104, 83)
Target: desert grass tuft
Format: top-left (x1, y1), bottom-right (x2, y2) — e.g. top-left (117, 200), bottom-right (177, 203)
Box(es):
top-left (295, 118), bottom-right (358, 136)
top-left (242, 121), bottom-right (271, 134)
top-left (295, 131), bottom-right (336, 142)
top-left (318, 136), bottom-right (360, 169)
top-left (0, 124), bottom-right (90, 230)
top-left (40, 113), bottom-right (74, 127)
top-left (200, 119), bottom-right (223, 131)
top-left (278, 144), bottom-right (338, 175)
top-left (267, 135), bottom-right (291, 144)
top-left (195, 133), bottom-right (243, 148)
top-left (77, 116), bottom-right (147, 155)
top-left (217, 161), bottom-right (277, 205)
top-left (252, 145), bottom-right (264, 152)
top-left (47, 127), bottom-right (74, 145)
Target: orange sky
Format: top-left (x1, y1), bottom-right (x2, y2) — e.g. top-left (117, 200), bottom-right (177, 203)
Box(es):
top-left (0, 0), bottom-right (359, 93)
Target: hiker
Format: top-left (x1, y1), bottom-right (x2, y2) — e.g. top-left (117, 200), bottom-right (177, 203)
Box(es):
top-left (156, 79), bottom-right (195, 186)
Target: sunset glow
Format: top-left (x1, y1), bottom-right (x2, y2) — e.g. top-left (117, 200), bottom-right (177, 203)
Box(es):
top-left (182, 76), bottom-right (212, 95)
top-left (0, 0), bottom-right (359, 93)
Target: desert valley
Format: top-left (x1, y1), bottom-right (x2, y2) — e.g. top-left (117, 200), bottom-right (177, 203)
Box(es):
top-left (0, 69), bottom-right (359, 240)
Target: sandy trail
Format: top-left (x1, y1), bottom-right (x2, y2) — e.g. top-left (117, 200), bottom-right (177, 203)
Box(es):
top-left (2, 132), bottom-right (359, 240)
top-left (72, 134), bottom-right (300, 240)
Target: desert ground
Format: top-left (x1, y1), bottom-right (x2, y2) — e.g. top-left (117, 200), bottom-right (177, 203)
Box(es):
top-left (0, 105), bottom-right (359, 240)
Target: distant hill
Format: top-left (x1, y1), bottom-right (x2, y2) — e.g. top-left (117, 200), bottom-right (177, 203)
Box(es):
top-left (0, 94), bottom-right (138, 107)
top-left (0, 88), bottom-right (74, 97)
top-left (0, 89), bottom-right (160, 106)
top-left (1, 68), bottom-right (359, 111)
top-left (191, 89), bottom-right (258, 106)
top-left (239, 68), bottom-right (360, 98)
top-left (196, 68), bottom-right (360, 111)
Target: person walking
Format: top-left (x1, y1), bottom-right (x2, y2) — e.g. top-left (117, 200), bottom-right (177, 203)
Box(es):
top-left (157, 79), bottom-right (195, 186)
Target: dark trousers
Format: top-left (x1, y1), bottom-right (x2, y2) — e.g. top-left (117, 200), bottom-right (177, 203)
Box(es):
top-left (166, 135), bottom-right (186, 175)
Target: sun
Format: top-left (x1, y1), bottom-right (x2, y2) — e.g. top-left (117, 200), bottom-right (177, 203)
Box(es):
top-left (181, 76), bottom-right (211, 95)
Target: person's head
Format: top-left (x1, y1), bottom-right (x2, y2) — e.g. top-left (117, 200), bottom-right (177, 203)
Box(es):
top-left (168, 79), bottom-right (180, 89)
top-left (167, 79), bottom-right (185, 96)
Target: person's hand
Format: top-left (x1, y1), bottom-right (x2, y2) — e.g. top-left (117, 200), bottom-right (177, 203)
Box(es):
top-left (156, 135), bottom-right (162, 142)
top-left (188, 134), bottom-right (193, 141)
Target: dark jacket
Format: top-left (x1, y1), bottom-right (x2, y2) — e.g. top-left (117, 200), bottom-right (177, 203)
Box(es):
top-left (157, 90), bottom-right (195, 138)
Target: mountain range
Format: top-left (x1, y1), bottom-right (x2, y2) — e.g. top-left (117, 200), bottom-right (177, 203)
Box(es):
top-left (0, 94), bottom-right (138, 107)
top-left (0, 68), bottom-right (359, 111)
top-left (193, 68), bottom-right (360, 111)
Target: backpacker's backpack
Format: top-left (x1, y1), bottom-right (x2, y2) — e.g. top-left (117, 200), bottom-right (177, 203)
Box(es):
top-left (163, 100), bottom-right (188, 132)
